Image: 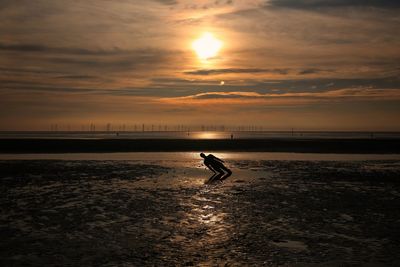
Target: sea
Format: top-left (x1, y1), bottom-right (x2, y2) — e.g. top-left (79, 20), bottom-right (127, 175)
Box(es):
top-left (0, 131), bottom-right (399, 140)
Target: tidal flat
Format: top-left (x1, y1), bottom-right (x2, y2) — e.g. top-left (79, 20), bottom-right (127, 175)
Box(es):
top-left (1, 156), bottom-right (399, 266)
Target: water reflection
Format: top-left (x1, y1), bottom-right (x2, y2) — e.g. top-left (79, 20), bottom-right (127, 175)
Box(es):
top-left (190, 131), bottom-right (228, 139)
top-left (2, 152), bottom-right (399, 161)
top-left (171, 186), bottom-right (233, 263)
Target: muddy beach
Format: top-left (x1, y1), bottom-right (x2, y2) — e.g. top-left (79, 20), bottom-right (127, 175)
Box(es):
top-left (1, 157), bottom-right (400, 266)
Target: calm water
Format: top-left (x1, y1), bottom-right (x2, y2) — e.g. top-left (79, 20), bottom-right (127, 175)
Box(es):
top-left (1, 131), bottom-right (399, 139)
top-left (1, 152), bottom-right (400, 161)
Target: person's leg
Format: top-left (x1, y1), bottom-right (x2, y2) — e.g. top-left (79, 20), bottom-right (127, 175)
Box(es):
top-left (206, 173), bottom-right (217, 184)
top-left (211, 166), bottom-right (225, 180)
top-left (220, 165), bottom-right (232, 180)
top-left (212, 166), bottom-right (223, 174)
top-left (206, 172), bottom-right (223, 183)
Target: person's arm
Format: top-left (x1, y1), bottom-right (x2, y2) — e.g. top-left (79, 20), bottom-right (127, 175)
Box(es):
top-left (212, 155), bottom-right (224, 163)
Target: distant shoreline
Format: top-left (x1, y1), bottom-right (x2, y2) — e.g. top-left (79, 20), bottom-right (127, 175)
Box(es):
top-left (1, 138), bottom-right (399, 154)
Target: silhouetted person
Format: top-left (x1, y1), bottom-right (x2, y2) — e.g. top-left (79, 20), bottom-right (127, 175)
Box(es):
top-left (200, 153), bottom-right (232, 183)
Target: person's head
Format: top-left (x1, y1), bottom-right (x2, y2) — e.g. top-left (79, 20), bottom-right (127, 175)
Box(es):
top-left (200, 153), bottom-right (206, 158)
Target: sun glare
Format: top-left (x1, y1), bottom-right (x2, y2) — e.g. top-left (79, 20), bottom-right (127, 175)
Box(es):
top-left (192, 32), bottom-right (223, 60)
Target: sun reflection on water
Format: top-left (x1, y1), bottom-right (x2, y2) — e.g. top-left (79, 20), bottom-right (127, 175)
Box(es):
top-left (190, 188), bottom-right (232, 236)
top-left (195, 132), bottom-right (220, 139)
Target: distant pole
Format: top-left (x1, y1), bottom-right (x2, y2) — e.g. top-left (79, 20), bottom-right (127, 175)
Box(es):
top-left (142, 124), bottom-right (145, 132)
top-left (291, 128), bottom-right (294, 136)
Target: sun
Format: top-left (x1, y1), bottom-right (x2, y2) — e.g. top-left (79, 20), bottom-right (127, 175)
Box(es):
top-left (192, 32), bottom-right (223, 60)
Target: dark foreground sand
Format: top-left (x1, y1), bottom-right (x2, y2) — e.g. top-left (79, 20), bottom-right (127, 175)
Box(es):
top-left (1, 138), bottom-right (400, 153)
top-left (1, 159), bottom-right (400, 266)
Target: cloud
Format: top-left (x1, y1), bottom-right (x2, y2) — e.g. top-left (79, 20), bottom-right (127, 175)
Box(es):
top-left (171, 0), bottom-right (237, 10)
top-left (266, 0), bottom-right (400, 9)
top-left (0, 42), bottom-right (183, 81)
top-left (0, 42), bottom-right (153, 56)
top-left (55, 75), bottom-right (97, 80)
top-left (184, 68), bottom-right (289, 75)
top-left (298, 68), bottom-right (326, 75)
top-left (1, 0), bottom-right (399, 131)
top-left (252, 77), bottom-right (400, 93)
top-left (0, 67), bottom-right (63, 75)
top-left (179, 91), bottom-right (263, 99)
top-left (162, 88), bottom-right (400, 104)
top-left (153, 0), bottom-right (177, 5)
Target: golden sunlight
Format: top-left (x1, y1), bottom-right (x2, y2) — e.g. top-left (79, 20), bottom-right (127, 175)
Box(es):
top-left (192, 32), bottom-right (223, 60)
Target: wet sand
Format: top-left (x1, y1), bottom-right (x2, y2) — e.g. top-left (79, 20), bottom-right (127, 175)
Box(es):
top-left (1, 138), bottom-right (400, 153)
top-left (1, 157), bottom-right (400, 266)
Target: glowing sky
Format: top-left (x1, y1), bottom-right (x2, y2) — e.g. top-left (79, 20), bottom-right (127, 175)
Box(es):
top-left (1, 0), bottom-right (399, 130)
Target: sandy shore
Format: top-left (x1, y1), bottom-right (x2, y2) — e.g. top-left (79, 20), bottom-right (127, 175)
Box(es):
top-left (1, 158), bottom-right (400, 266)
top-left (1, 138), bottom-right (400, 153)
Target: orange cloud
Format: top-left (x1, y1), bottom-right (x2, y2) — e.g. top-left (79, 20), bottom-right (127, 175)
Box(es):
top-left (160, 88), bottom-right (400, 105)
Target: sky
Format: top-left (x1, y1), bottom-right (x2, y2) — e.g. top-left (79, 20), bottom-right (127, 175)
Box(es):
top-left (1, 0), bottom-right (399, 131)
